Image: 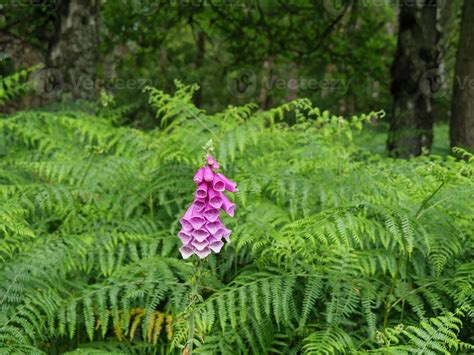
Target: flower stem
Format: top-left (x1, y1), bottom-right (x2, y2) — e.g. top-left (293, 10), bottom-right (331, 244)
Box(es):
top-left (187, 307), bottom-right (195, 355)
top-left (187, 258), bottom-right (202, 354)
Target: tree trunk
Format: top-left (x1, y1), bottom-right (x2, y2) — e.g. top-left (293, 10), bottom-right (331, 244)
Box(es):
top-left (450, 0), bottom-right (474, 151)
top-left (192, 32), bottom-right (205, 108)
top-left (47, 0), bottom-right (99, 101)
top-left (388, 0), bottom-right (439, 157)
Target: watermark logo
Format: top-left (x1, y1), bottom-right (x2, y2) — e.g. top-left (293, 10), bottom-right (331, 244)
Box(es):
top-left (225, 68), bottom-right (352, 99)
top-left (0, 45), bottom-right (9, 61)
top-left (323, 0), bottom-right (350, 16)
top-left (225, 68), bottom-right (258, 99)
top-left (127, 0), bottom-right (161, 15)
top-left (322, 0), bottom-right (447, 16)
top-left (400, 0), bottom-right (447, 10)
top-left (2, 0), bottom-right (60, 10)
top-left (30, 67), bottom-right (63, 99)
top-left (123, 0), bottom-right (254, 15)
top-left (419, 68), bottom-right (449, 99)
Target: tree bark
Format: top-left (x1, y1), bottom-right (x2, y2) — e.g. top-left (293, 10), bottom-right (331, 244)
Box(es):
top-left (450, 0), bottom-right (474, 151)
top-left (192, 32), bottom-right (205, 108)
top-left (47, 0), bottom-right (99, 100)
top-left (388, 0), bottom-right (439, 157)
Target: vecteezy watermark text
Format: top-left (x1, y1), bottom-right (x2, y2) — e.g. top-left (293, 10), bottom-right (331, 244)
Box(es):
top-left (323, 0), bottom-right (446, 17)
top-left (225, 68), bottom-right (352, 99)
top-left (123, 0), bottom-right (254, 15)
top-left (1, 0), bottom-right (60, 9)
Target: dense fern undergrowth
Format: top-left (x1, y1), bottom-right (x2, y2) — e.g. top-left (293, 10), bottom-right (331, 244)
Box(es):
top-left (0, 83), bottom-right (473, 354)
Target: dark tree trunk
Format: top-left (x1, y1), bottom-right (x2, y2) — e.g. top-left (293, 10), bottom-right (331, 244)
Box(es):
top-left (47, 0), bottom-right (99, 101)
top-left (193, 32), bottom-right (205, 108)
top-left (450, 0), bottom-right (474, 151)
top-left (388, 0), bottom-right (440, 157)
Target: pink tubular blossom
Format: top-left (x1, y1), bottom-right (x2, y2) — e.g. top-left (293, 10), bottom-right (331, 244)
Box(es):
top-left (195, 247), bottom-right (211, 259)
top-left (192, 229), bottom-right (210, 242)
top-left (193, 199), bottom-right (206, 211)
top-left (203, 207), bottom-right (220, 222)
top-left (179, 205), bottom-right (194, 231)
top-left (193, 168), bottom-right (205, 184)
top-left (207, 155), bottom-right (216, 166)
top-left (178, 231), bottom-right (192, 245)
top-left (177, 156), bottom-right (237, 259)
top-left (204, 165), bottom-right (214, 182)
top-left (220, 194), bottom-right (235, 217)
top-left (209, 240), bottom-right (224, 253)
top-left (196, 182), bottom-right (208, 199)
top-left (208, 188), bottom-right (223, 209)
top-left (192, 239), bottom-right (209, 251)
top-left (189, 216), bottom-right (206, 230)
top-left (179, 246), bottom-right (194, 259)
top-left (205, 220), bottom-right (222, 235)
top-left (212, 177), bottom-right (225, 192)
top-left (217, 173), bottom-right (238, 192)
top-left (215, 227), bottom-right (232, 241)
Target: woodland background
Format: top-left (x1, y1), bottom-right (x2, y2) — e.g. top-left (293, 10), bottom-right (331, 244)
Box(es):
top-left (0, 0), bottom-right (473, 354)
top-left (0, 0), bottom-right (473, 155)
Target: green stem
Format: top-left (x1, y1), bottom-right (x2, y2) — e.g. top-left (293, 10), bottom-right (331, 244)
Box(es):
top-left (187, 307), bottom-right (196, 354)
top-left (78, 152), bottom-right (97, 188)
top-left (187, 259), bottom-right (202, 354)
top-left (415, 180), bottom-right (446, 219)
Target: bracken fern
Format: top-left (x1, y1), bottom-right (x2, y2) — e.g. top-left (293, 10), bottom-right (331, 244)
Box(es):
top-left (0, 83), bottom-right (472, 354)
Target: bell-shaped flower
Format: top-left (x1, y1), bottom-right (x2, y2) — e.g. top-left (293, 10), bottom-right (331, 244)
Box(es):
top-left (196, 182), bottom-right (208, 199)
top-left (220, 193), bottom-right (235, 217)
top-left (179, 246), bottom-right (194, 259)
top-left (212, 176), bottom-right (225, 192)
top-left (193, 167), bottom-right (205, 184)
top-left (217, 173), bottom-right (237, 192)
top-left (192, 229), bottom-right (210, 242)
top-left (208, 188), bottom-right (223, 209)
top-left (195, 248), bottom-right (211, 259)
top-left (177, 155), bottom-right (237, 259)
top-left (204, 165), bottom-right (214, 182)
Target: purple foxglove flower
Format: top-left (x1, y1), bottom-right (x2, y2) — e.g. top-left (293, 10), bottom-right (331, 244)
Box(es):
top-left (178, 156), bottom-right (237, 259)
top-left (193, 198), bottom-right (206, 211)
top-left (220, 194), bottom-right (235, 217)
top-left (196, 182), bottom-right (208, 199)
top-left (207, 155), bottom-right (216, 166)
top-left (207, 234), bottom-right (222, 243)
top-left (204, 165), bottom-right (214, 182)
top-left (192, 239), bottom-right (209, 251)
top-left (208, 188), bottom-right (223, 209)
top-left (190, 215), bottom-right (206, 230)
top-left (222, 229), bottom-right (232, 242)
top-left (179, 246), bottom-right (194, 259)
top-left (205, 220), bottom-right (223, 235)
top-left (212, 177), bottom-right (225, 192)
top-left (215, 227), bottom-right (232, 242)
top-left (209, 240), bottom-right (224, 253)
top-left (178, 231), bottom-right (192, 245)
top-left (179, 205), bottom-right (194, 231)
top-left (195, 247), bottom-right (211, 259)
top-left (193, 167), bottom-right (205, 184)
top-left (203, 207), bottom-right (220, 222)
top-left (192, 229), bottom-right (210, 242)
top-left (217, 173), bottom-right (238, 192)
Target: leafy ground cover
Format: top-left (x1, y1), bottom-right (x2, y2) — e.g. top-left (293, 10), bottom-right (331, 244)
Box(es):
top-left (0, 85), bottom-right (473, 354)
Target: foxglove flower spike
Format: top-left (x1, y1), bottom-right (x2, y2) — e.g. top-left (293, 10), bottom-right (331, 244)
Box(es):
top-left (177, 155), bottom-right (237, 259)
